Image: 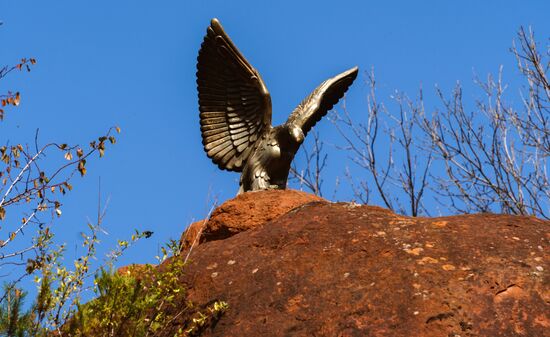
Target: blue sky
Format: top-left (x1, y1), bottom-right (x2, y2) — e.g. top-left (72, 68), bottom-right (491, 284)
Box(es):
top-left (1, 0), bottom-right (549, 275)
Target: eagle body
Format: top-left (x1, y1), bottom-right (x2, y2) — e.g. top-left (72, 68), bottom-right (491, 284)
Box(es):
top-left (239, 125), bottom-right (304, 193)
top-left (197, 19), bottom-right (358, 194)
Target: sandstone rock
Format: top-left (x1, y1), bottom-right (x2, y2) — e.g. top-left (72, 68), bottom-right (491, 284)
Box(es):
top-left (179, 189), bottom-right (325, 252)
top-left (162, 190), bottom-right (549, 336)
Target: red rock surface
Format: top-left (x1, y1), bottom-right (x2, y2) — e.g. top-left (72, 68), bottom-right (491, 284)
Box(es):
top-left (179, 189), bottom-right (324, 251)
top-left (164, 190), bottom-right (549, 336)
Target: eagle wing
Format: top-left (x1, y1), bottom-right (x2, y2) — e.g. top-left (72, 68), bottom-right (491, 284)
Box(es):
top-left (286, 66), bottom-right (358, 136)
top-left (197, 18), bottom-right (272, 172)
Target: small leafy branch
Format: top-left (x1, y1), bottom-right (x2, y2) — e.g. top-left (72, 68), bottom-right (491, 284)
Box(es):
top-left (0, 57), bottom-right (37, 120)
top-left (0, 128), bottom-right (120, 276)
top-left (0, 47), bottom-right (122, 305)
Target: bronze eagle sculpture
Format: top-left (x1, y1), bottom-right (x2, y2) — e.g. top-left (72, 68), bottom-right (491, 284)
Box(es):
top-left (197, 18), bottom-right (358, 194)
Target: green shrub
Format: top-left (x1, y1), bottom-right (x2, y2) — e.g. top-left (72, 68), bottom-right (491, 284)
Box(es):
top-left (1, 239), bottom-right (227, 337)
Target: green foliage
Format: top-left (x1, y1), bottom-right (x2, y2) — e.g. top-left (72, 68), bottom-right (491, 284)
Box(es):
top-left (184, 300), bottom-right (228, 337)
top-left (67, 241), bottom-right (227, 337)
top-left (0, 238), bottom-right (227, 337)
top-left (70, 267), bottom-right (154, 336)
top-left (62, 241), bottom-right (228, 337)
top-left (0, 282), bottom-right (57, 337)
top-left (0, 286), bottom-right (33, 337)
